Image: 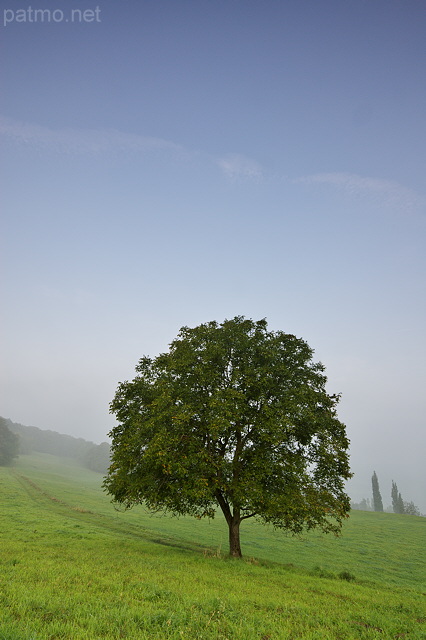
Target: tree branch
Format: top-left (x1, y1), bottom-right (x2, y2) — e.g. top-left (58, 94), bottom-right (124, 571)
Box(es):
top-left (214, 489), bottom-right (232, 526)
top-left (240, 512), bottom-right (256, 521)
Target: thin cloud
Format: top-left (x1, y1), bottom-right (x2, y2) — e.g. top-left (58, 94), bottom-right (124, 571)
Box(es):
top-left (296, 172), bottom-right (425, 212)
top-left (0, 115), bottom-right (185, 156)
top-left (1, 116), bottom-right (266, 181)
top-left (217, 153), bottom-right (264, 180)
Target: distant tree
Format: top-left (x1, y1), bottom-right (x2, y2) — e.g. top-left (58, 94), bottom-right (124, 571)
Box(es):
top-left (403, 501), bottom-right (420, 516)
top-left (84, 442), bottom-right (111, 474)
top-left (391, 481), bottom-right (405, 514)
top-left (0, 418), bottom-right (20, 465)
top-left (371, 471), bottom-right (384, 512)
top-left (391, 480), bottom-right (398, 512)
top-left (350, 497), bottom-right (372, 511)
top-left (104, 316), bottom-right (352, 558)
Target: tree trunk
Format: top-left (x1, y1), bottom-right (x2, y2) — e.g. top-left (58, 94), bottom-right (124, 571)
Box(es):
top-left (228, 517), bottom-right (242, 558)
top-left (215, 490), bottom-right (243, 557)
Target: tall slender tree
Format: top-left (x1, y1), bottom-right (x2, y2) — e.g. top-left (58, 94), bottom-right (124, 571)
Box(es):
top-left (391, 480), bottom-right (405, 514)
top-left (371, 471), bottom-right (383, 512)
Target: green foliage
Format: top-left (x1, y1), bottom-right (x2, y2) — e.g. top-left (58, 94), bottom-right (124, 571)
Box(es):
top-left (104, 316), bottom-right (352, 557)
top-left (0, 417), bottom-right (19, 465)
top-left (371, 471), bottom-right (384, 512)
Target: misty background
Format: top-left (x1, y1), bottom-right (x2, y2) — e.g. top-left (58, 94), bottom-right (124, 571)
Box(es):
top-left (1, 1), bottom-right (425, 513)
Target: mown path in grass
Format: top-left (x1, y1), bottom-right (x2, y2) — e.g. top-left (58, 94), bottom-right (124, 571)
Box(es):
top-left (1, 454), bottom-right (425, 640)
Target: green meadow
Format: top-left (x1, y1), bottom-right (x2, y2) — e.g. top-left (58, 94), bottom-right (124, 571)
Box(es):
top-left (1, 454), bottom-right (425, 640)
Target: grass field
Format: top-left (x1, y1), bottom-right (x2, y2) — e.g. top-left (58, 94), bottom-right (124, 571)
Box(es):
top-left (1, 453), bottom-right (425, 639)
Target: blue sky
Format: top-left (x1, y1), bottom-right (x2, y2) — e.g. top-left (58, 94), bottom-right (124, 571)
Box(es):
top-left (1, 0), bottom-right (425, 512)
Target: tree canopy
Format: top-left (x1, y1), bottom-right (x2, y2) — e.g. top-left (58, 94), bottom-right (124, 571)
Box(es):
top-left (104, 317), bottom-right (352, 557)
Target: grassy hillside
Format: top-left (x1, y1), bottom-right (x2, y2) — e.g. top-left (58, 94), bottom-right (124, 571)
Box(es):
top-left (3, 417), bottom-right (110, 473)
top-left (1, 454), bottom-right (425, 640)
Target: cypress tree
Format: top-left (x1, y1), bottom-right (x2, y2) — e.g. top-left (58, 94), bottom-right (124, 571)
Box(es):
top-left (391, 480), bottom-right (405, 514)
top-left (371, 471), bottom-right (384, 512)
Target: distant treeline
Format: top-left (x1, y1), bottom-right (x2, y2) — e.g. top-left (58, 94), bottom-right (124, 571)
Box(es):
top-left (2, 417), bottom-right (110, 474)
top-left (351, 471), bottom-right (423, 517)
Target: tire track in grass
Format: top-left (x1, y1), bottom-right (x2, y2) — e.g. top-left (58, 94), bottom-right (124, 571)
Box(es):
top-left (12, 472), bottom-right (209, 555)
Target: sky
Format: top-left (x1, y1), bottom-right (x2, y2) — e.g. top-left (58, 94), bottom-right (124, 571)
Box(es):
top-left (1, 0), bottom-right (425, 512)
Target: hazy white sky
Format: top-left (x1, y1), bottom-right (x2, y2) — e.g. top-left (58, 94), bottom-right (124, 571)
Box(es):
top-left (1, 0), bottom-right (425, 511)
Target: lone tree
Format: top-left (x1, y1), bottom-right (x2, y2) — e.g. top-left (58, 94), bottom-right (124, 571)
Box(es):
top-left (104, 317), bottom-right (352, 557)
top-left (0, 418), bottom-right (19, 466)
top-left (371, 471), bottom-right (384, 512)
